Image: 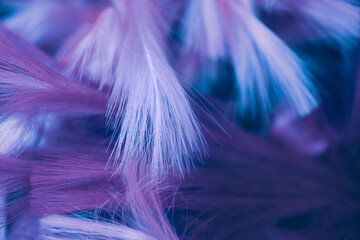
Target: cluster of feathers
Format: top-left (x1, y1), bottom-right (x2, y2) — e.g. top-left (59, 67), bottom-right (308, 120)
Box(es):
top-left (0, 0), bottom-right (359, 239)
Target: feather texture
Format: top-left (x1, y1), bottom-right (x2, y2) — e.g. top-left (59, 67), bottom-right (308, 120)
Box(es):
top-left (0, 117), bottom-right (37, 155)
top-left (62, 0), bottom-right (205, 176)
top-left (108, 0), bottom-right (204, 176)
top-left (38, 215), bottom-right (156, 240)
top-left (182, 0), bottom-right (225, 60)
top-left (220, 0), bottom-right (318, 117)
top-left (0, 24), bottom-right (107, 117)
top-left (59, 7), bottom-right (121, 88)
top-left (3, 0), bottom-right (96, 52)
top-left (182, 0), bottom-right (318, 118)
top-left (261, 0), bottom-right (360, 46)
top-left (0, 1), bottom-right (358, 239)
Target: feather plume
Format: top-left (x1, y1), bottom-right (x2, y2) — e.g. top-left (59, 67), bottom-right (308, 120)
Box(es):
top-left (62, 0), bottom-right (205, 176)
top-left (182, 0), bottom-right (318, 118)
top-left (108, 0), bottom-right (204, 176)
top-left (222, 0), bottom-right (317, 117)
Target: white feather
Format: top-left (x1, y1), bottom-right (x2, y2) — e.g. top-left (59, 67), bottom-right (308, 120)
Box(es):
top-left (60, 0), bottom-right (205, 176)
top-left (222, 0), bottom-right (318, 117)
top-left (39, 215), bottom-right (156, 240)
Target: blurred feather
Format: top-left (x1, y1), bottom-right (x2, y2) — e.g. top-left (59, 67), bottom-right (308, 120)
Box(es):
top-left (261, 0), bottom-right (360, 46)
top-left (0, 24), bottom-right (107, 117)
top-left (59, 7), bottom-right (121, 88)
top-left (221, 0), bottom-right (318, 118)
top-left (176, 106), bottom-right (360, 240)
top-left (6, 213), bottom-right (39, 240)
top-left (182, 0), bottom-right (225, 60)
top-left (182, 0), bottom-right (318, 118)
top-left (0, 117), bottom-right (37, 155)
top-left (229, 0), bottom-right (317, 115)
top-left (3, 0), bottom-right (101, 53)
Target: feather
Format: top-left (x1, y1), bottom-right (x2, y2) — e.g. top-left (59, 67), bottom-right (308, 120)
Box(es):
top-left (261, 0), bottom-right (360, 46)
top-left (121, 161), bottom-right (178, 240)
top-left (3, 0), bottom-right (97, 52)
top-left (30, 149), bottom-right (122, 215)
top-left (0, 155), bottom-right (31, 226)
top-left (0, 24), bottom-right (107, 117)
top-left (175, 106), bottom-right (360, 239)
top-left (6, 213), bottom-right (39, 240)
top-left (62, 0), bottom-right (205, 176)
top-left (0, 1), bottom-right (358, 239)
top-left (27, 147), bottom-right (178, 239)
top-left (109, 0), bottom-right (204, 176)
top-left (181, 0), bottom-right (318, 118)
top-left (38, 215), bottom-right (156, 240)
top-left (59, 7), bottom-right (121, 88)
top-left (0, 116), bottom-right (37, 155)
top-left (182, 0), bottom-right (225, 60)
top-left (219, 0), bottom-right (318, 118)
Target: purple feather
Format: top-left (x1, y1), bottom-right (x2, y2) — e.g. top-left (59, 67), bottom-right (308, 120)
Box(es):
top-left (0, 24), bottom-right (107, 117)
